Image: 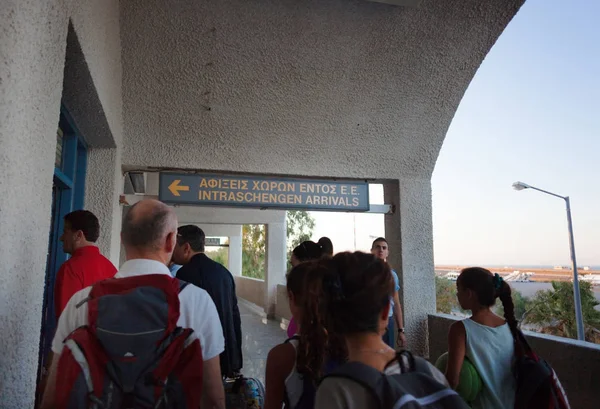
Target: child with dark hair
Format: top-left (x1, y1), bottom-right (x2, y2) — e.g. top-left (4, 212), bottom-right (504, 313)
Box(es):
top-left (314, 252), bottom-right (448, 409)
top-left (265, 262), bottom-right (346, 409)
top-left (445, 267), bottom-right (517, 409)
top-left (287, 237), bottom-right (333, 338)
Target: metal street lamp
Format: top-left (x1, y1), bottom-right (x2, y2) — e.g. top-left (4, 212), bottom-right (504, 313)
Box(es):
top-left (512, 181), bottom-right (585, 341)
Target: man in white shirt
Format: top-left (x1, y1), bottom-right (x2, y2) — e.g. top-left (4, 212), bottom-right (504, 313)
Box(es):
top-left (40, 199), bottom-right (226, 409)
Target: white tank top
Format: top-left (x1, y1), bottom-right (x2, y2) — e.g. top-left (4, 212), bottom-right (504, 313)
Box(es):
top-left (463, 318), bottom-right (516, 409)
top-left (284, 337), bottom-right (305, 409)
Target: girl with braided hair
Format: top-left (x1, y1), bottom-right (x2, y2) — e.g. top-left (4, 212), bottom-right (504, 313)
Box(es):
top-left (314, 252), bottom-right (449, 409)
top-left (264, 260), bottom-right (346, 409)
top-left (445, 267), bottom-right (518, 409)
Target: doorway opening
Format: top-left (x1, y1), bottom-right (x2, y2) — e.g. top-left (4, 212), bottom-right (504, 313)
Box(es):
top-left (37, 106), bottom-right (88, 392)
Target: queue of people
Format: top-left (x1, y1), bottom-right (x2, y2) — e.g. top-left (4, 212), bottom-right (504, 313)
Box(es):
top-left (39, 199), bottom-right (567, 409)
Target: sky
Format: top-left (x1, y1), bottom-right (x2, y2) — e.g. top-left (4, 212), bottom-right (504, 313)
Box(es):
top-left (310, 0), bottom-right (600, 267)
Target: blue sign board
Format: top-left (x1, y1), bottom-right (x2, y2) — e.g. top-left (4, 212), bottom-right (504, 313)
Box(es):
top-left (159, 173), bottom-right (370, 212)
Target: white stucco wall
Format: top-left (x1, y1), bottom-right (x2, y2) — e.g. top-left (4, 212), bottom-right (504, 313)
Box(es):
top-left (121, 0), bottom-right (524, 181)
top-left (0, 0), bottom-right (122, 406)
top-left (0, 2), bottom-right (68, 405)
top-left (71, 0), bottom-right (124, 264)
top-left (85, 148), bottom-right (124, 266)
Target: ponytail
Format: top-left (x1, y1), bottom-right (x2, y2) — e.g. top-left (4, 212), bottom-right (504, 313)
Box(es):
top-left (293, 261), bottom-right (346, 380)
top-left (496, 280), bottom-right (519, 338)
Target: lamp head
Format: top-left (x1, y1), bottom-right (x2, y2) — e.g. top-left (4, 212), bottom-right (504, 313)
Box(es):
top-left (512, 181), bottom-right (530, 191)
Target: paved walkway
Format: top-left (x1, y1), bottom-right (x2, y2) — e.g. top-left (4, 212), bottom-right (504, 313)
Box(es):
top-left (239, 301), bottom-right (288, 384)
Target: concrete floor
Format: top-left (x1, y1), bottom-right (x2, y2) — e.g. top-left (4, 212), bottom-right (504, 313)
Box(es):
top-left (239, 301), bottom-right (288, 384)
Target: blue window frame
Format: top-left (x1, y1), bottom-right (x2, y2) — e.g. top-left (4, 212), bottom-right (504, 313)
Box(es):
top-left (36, 105), bottom-right (88, 392)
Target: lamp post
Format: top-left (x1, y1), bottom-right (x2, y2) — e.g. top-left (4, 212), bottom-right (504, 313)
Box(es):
top-left (512, 181), bottom-right (585, 341)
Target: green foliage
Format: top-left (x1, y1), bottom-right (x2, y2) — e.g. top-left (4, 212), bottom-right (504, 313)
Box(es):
top-left (240, 211), bottom-right (315, 279)
top-left (242, 225), bottom-right (266, 279)
top-left (205, 247), bottom-right (228, 268)
top-left (435, 276), bottom-right (458, 314)
top-left (286, 211), bottom-right (316, 270)
top-left (524, 281), bottom-right (600, 342)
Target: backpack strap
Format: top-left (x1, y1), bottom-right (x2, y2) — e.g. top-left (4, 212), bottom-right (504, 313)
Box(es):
top-left (177, 279), bottom-right (190, 293)
top-left (323, 361), bottom-right (388, 408)
top-left (284, 335), bottom-right (300, 344)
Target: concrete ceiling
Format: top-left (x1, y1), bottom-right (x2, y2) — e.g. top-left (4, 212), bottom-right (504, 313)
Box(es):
top-left (120, 0), bottom-right (524, 181)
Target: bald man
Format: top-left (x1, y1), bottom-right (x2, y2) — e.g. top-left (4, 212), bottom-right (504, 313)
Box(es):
top-left (41, 200), bottom-right (226, 409)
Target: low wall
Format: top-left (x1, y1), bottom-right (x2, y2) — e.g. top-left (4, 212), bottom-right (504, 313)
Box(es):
top-left (276, 284), bottom-right (292, 321)
top-left (428, 314), bottom-right (600, 409)
top-left (234, 276), bottom-right (265, 309)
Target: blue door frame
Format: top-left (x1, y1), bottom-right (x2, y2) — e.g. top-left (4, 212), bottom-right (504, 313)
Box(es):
top-left (37, 105), bottom-right (88, 381)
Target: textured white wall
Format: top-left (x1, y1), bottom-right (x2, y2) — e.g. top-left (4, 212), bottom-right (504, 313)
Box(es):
top-left (71, 0), bottom-right (124, 264)
top-left (0, 0), bottom-right (122, 406)
top-left (121, 0), bottom-right (523, 180)
top-left (85, 148), bottom-right (123, 266)
top-left (0, 2), bottom-right (68, 405)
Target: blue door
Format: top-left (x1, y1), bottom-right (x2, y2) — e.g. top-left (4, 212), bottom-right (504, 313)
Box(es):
top-left (36, 106), bottom-right (88, 399)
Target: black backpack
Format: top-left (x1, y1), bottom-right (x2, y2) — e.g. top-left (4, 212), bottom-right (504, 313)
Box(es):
top-left (322, 351), bottom-right (470, 409)
top-left (513, 330), bottom-right (570, 409)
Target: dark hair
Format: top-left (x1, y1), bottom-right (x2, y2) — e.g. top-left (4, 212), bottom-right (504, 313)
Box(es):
top-left (371, 237), bottom-right (388, 249)
top-left (457, 267), bottom-right (518, 338)
top-left (307, 252), bottom-right (393, 339)
top-left (177, 225), bottom-right (205, 252)
top-left (292, 240), bottom-right (323, 262)
top-left (287, 261), bottom-right (347, 380)
top-left (64, 210), bottom-right (100, 242)
top-left (121, 203), bottom-right (171, 249)
top-left (287, 261), bottom-right (313, 299)
top-left (317, 237), bottom-right (334, 256)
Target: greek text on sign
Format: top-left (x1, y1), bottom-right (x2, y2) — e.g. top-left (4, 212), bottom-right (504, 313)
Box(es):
top-left (159, 173), bottom-right (369, 211)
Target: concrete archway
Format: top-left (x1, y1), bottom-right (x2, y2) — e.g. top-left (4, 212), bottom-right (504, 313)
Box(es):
top-left (1, 0), bottom-right (524, 405)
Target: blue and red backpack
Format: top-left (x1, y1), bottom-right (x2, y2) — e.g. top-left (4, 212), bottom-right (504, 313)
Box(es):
top-left (55, 274), bottom-right (203, 408)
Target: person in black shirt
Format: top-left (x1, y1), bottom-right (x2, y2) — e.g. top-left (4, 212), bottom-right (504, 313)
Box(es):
top-left (172, 225), bottom-right (243, 378)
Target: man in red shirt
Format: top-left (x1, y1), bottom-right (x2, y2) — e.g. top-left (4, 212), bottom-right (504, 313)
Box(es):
top-left (54, 210), bottom-right (117, 319)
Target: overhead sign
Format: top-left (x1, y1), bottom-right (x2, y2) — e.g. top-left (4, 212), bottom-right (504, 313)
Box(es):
top-left (159, 173), bottom-right (369, 212)
top-left (205, 237), bottom-right (221, 246)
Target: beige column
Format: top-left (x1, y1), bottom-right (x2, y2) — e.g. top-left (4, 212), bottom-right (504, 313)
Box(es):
top-left (384, 178), bottom-right (436, 357)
